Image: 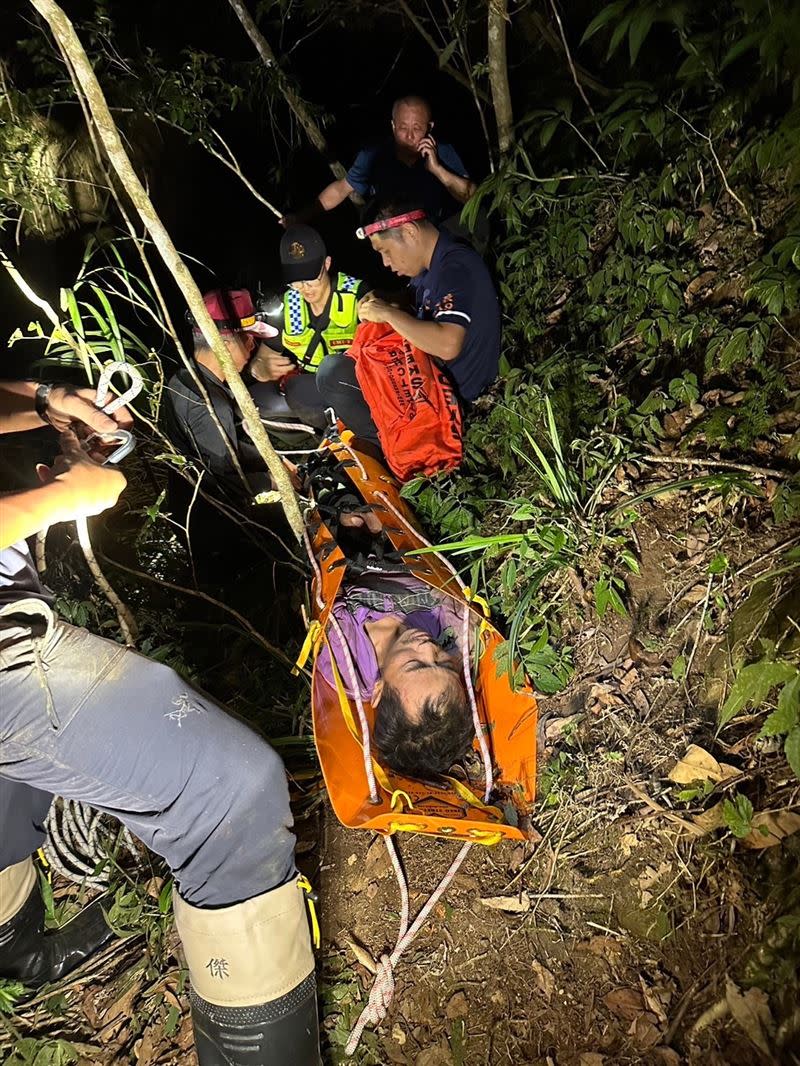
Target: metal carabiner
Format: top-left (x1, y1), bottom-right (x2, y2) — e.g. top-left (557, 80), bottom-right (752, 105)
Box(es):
top-left (94, 360), bottom-right (144, 416)
top-left (87, 361), bottom-right (144, 464)
top-left (84, 429), bottom-right (136, 466)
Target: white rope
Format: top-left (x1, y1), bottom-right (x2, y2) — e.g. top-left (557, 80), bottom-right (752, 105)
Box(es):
top-left (44, 799), bottom-right (139, 889)
top-left (345, 839), bottom-right (473, 1055)
top-left (259, 417), bottom-right (318, 435)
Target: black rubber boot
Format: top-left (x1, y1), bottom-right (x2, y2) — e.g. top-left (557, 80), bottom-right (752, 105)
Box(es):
top-left (190, 972), bottom-right (322, 1066)
top-left (0, 883), bottom-right (116, 988)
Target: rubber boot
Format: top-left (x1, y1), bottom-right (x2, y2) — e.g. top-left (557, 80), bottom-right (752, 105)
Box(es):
top-left (174, 875), bottom-right (322, 1066)
top-left (0, 857), bottom-right (116, 987)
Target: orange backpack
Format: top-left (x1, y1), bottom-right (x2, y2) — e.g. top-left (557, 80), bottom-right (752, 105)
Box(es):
top-left (347, 322), bottom-right (463, 481)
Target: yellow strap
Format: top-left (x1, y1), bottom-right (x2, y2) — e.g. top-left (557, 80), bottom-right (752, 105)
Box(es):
top-left (36, 847), bottom-right (52, 883)
top-left (297, 876), bottom-right (320, 949)
top-left (293, 620), bottom-right (322, 675)
top-left (441, 774), bottom-right (503, 819)
top-left (462, 586), bottom-right (491, 618)
top-left (466, 829), bottom-right (504, 846)
top-left (390, 790), bottom-right (414, 813)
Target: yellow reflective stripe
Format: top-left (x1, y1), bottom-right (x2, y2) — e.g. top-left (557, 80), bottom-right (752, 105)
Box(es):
top-left (297, 876), bottom-right (320, 949)
top-left (293, 620), bottom-right (322, 675)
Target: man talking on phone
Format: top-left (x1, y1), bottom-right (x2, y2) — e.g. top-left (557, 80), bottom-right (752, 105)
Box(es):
top-left (283, 96), bottom-right (476, 230)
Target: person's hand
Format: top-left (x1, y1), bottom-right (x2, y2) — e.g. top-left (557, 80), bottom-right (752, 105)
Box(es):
top-left (37, 427), bottom-right (127, 522)
top-left (418, 134), bottom-right (440, 173)
top-left (45, 385), bottom-right (134, 434)
top-left (249, 346), bottom-right (295, 383)
top-left (340, 508), bottom-right (383, 535)
top-left (358, 295), bottom-right (394, 324)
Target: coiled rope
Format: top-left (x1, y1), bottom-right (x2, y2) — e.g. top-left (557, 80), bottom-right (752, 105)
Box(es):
top-left (44, 798), bottom-right (140, 889)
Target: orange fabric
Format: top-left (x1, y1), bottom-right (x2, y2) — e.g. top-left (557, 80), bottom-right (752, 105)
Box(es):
top-left (347, 322), bottom-right (463, 481)
top-left (306, 439), bottom-right (538, 845)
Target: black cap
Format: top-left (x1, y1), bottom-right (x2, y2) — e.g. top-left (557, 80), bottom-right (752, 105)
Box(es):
top-left (280, 225), bottom-right (327, 283)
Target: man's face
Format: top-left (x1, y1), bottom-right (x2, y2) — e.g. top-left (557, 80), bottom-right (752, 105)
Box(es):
top-left (369, 229), bottom-right (423, 278)
top-left (392, 104), bottom-right (431, 156)
top-left (289, 256), bottom-right (332, 305)
top-left (375, 624), bottom-right (463, 724)
top-left (222, 332), bottom-right (253, 371)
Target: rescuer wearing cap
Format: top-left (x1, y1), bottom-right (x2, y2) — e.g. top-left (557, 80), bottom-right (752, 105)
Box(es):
top-left (163, 287), bottom-right (285, 505)
top-left (249, 225), bottom-right (371, 427)
top-left (0, 379), bottom-right (322, 1064)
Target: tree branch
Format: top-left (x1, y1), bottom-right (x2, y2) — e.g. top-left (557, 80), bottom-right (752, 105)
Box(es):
top-left (31, 0), bottom-right (305, 540)
top-left (487, 0), bottom-right (514, 157)
top-left (227, 0), bottom-right (347, 185)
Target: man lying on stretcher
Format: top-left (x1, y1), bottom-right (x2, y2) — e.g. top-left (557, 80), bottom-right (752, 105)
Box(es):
top-left (307, 468), bottom-right (476, 779)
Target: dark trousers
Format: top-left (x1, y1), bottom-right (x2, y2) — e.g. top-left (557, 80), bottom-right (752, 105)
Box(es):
top-left (0, 599), bottom-right (296, 907)
top-left (251, 357), bottom-right (379, 445)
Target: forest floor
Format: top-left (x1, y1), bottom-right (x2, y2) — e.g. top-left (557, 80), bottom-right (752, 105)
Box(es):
top-left (3, 469), bottom-right (799, 1066)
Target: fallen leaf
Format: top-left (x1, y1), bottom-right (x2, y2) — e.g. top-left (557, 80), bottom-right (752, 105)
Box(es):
top-left (653, 1048), bottom-right (681, 1066)
top-left (531, 960), bottom-right (556, 1003)
top-left (691, 800), bottom-right (727, 834)
top-left (479, 894), bottom-right (530, 913)
top-left (579, 1055), bottom-right (605, 1066)
top-left (583, 935), bottom-right (623, 957)
top-left (344, 936), bottom-right (377, 975)
top-left (415, 1045), bottom-right (452, 1066)
top-left (365, 836), bottom-right (392, 877)
top-left (100, 978), bottom-right (145, 1022)
top-left (628, 1013), bottom-right (662, 1047)
top-left (740, 809), bottom-right (800, 849)
top-left (725, 978), bottom-right (773, 1055)
top-left (668, 744), bottom-right (738, 785)
top-left (445, 991), bottom-right (468, 1019)
top-left (603, 987), bottom-right (646, 1021)
top-left (391, 1024), bottom-right (407, 1045)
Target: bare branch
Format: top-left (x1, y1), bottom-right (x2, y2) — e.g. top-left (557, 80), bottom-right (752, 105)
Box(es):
top-left (31, 0), bottom-right (305, 540)
top-left (227, 0), bottom-right (348, 185)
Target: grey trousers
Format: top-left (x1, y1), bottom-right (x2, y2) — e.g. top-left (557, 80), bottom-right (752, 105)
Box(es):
top-left (0, 599), bottom-right (295, 907)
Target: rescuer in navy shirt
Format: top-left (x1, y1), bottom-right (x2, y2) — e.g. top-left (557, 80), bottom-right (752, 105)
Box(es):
top-left (357, 202), bottom-right (500, 401)
top-left (314, 199), bottom-right (500, 442)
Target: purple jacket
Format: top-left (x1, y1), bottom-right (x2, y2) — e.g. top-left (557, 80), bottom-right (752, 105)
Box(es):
top-left (315, 570), bottom-right (466, 700)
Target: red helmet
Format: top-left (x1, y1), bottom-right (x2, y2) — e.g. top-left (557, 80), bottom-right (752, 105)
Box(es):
top-left (196, 288), bottom-right (278, 338)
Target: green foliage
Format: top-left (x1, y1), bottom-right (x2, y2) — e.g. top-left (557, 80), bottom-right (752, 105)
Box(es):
top-left (6, 1040), bottom-right (79, 1066)
top-left (0, 979), bottom-right (27, 1014)
top-left (723, 792), bottom-right (754, 837)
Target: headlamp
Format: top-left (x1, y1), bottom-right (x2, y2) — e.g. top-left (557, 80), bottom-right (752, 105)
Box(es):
top-left (356, 209), bottom-right (427, 240)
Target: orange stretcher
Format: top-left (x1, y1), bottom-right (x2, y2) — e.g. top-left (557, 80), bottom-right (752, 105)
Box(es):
top-left (297, 434), bottom-right (538, 846)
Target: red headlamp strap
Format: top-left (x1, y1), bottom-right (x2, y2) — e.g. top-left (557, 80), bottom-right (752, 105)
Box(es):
top-left (356, 209), bottom-right (427, 239)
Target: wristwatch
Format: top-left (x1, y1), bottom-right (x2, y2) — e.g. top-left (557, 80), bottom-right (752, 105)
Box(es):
top-left (34, 382), bottom-right (54, 425)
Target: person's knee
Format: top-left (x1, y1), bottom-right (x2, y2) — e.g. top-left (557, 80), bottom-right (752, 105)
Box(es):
top-left (314, 354), bottom-right (346, 398)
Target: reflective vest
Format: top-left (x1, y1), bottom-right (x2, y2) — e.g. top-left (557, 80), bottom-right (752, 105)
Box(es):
top-left (282, 273), bottom-right (362, 372)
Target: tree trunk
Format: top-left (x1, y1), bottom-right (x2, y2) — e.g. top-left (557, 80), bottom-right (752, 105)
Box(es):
top-left (487, 0), bottom-right (514, 157)
top-left (30, 0), bottom-right (305, 541)
top-left (227, 0), bottom-right (348, 184)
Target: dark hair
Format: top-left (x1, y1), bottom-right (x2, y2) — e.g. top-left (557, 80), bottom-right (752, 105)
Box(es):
top-left (360, 197), bottom-right (431, 235)
top-left (374, 679), bottom-right (475, 778)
